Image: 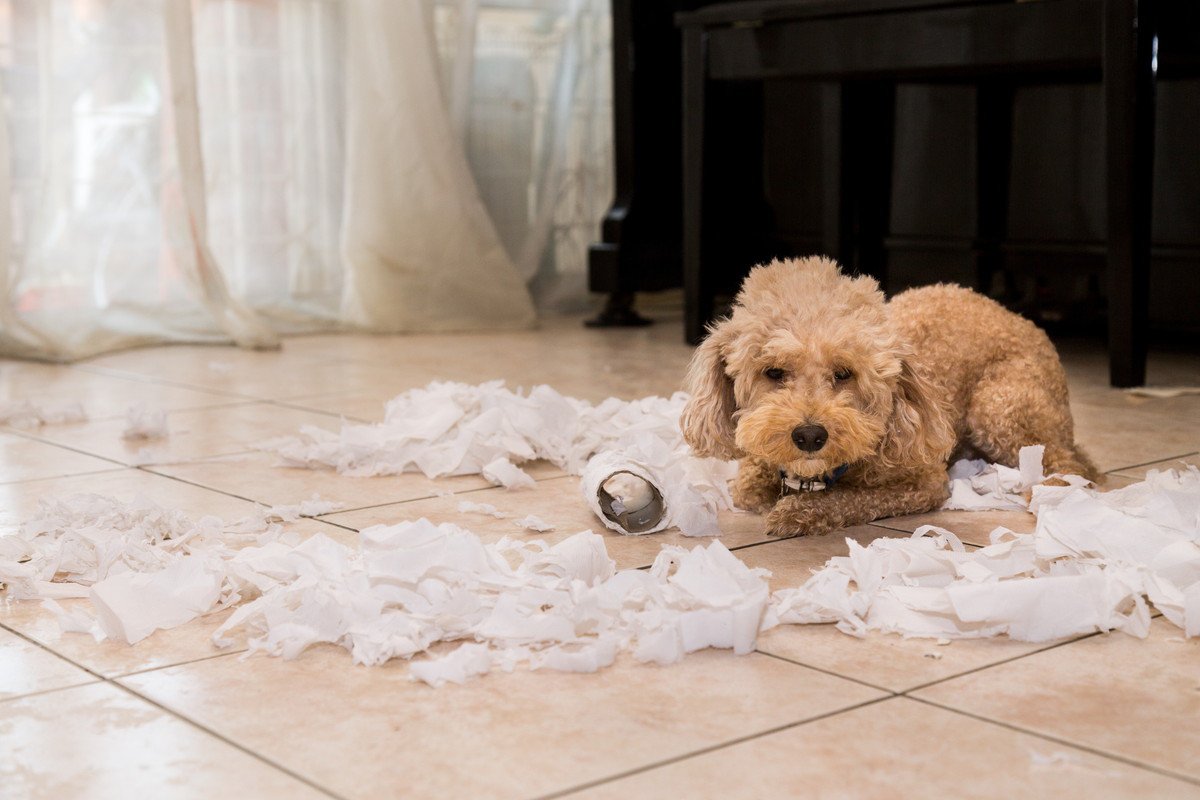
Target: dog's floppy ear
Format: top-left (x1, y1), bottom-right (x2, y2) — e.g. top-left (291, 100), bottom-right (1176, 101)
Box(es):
top-left (878, 356), bottom-right (955, 470)
top-left (680, 322), bottom-right (740, 459)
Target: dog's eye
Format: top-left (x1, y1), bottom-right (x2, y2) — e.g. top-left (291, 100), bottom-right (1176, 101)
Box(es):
top-left (764, 367), bottom-right (786, 381)
top-left (833, 367), bottom-right (853, 382)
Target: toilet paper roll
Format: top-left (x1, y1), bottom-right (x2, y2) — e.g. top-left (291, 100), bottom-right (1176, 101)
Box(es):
top-left (580, 451), bottom-right (669, 535)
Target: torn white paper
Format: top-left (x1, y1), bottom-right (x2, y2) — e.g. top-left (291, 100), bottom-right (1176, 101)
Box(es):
top-left (481, 456), bottom-right (536, 490)
top-left (769, 463), bottom-right (1200, 644)
top-left (0, 400), bottom-right (87, 429)
top-left (513, 515), bottom-right (555, 533)
top-left (211, 521), bottom-right (772, 685)
top-left (1126, 386), bottom-right (1200, 399)
top-left (122, 402), bottom-right (169, 440)
top-left (2, 456), bottom-right (1196, 687)
top-left (264, 381), bottom-right (736, 537)
top-left (457, 500), bottom-right (509, 519)
top-left (942, 445), bottom-right (1059, 511)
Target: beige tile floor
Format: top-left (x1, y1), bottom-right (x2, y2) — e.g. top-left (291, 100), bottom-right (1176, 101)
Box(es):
top-left (2, 310), bottom-right (1199, 800)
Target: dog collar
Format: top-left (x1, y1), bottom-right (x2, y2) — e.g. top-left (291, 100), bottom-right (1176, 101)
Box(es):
top-left (779, 463), bottom-right (849, 496)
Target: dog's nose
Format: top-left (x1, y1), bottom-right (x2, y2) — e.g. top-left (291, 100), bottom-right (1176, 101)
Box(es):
top-left (791, 424), bottom-right (828, 452)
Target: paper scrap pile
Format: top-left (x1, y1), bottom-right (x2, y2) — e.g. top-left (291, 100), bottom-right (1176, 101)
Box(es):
top-left (941, 445), bottom-right (1057, 511)
top-left (214, 522), bottom-right (770, 686)
top-left (770, 464), bottom-right (1200, 641)
top-left (265, 381), bottom-right (736, 536)
top-left (1, 460), bottom-right (1196, 687)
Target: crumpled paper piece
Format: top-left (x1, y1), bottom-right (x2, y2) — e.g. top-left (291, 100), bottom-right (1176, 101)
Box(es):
top-left (0, 400), bottom-right (87, 429)
top-left (122, 403), bottom-right (169, 440)
top-left (514, 515), bottom-right (555, 532)
top-left (263, 381), bottom-right (736, 537)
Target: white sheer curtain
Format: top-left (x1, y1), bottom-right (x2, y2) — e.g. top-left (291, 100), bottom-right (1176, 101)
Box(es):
top-left (0, 0), bottom-right (611, 360)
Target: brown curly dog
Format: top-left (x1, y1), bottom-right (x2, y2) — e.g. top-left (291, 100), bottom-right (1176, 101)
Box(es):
top-left (680, 256), bottom-right (1098, 537)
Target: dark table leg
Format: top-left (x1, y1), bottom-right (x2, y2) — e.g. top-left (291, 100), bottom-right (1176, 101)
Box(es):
top-left (838, 81), bottom-right (896, 287)
top-left (1104, 0), bottom-right (1156, 387)
top-left (683, 26), bottom-right (711, 345)
top-left (974, 82), bottom-right (1015, 296)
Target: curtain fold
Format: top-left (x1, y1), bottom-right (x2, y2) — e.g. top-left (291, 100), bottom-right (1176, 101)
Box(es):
top-left (339, 0), bottom-right (535, 332)
top-left (0, 0), bottom-right (611, 361)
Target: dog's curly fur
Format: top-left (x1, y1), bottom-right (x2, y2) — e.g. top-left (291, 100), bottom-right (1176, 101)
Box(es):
top-left (680, 256), bottom-right (1098, 537)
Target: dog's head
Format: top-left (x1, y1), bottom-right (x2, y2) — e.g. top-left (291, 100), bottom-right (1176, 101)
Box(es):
top-left (680, 257), bottom-right (953, 479)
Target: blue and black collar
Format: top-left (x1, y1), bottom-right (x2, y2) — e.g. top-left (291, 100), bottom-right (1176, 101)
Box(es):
top-left (779, 463), bottom-right (850, 496)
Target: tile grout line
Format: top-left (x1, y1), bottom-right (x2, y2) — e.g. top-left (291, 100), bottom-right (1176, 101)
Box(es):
top-left (0, 679), bottom-right (100, 705)
top-left (754, 649), bottom-right (895, 694)
top-left (114, 647), bottom-right (251, 679)
top-left (1107, 451), bottom-right (1199, 476)
top-left (531, 694), bottom-right (895, 800)
top-left (0, 466), bottom-right (129, 488)
top-left (2, 428), bottom-right (132, 469)
top-left (897, 632), bottom-right (1103, 695)
top-left (0, 621), bottom-right (110, 682)
top-left (906, 695), bottom-right (1200, 788)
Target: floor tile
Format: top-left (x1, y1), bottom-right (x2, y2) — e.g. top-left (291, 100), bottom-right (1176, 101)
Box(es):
top-left (0, 433), bottom-right (118, 484)
top-left (1071, 400), bottom-right (1200, 472)
top-left (738, 531), bottom-right (1082, 692)
top-left (567, 697), bottom-right (1200, 800)
top-left (0, 360), bottom-right (239, 421)
top-left (0, 628), bottom-right (96, 700)
top-left (323, 476), bottom-right (774, 570)
top-left (274, 391), bottom-right (397, 422)
top-left (24, 403), bottom-right (350, 465)
top-left (120, 647), bottom-right (884, 800)
top-left (1058, 341), bottom-right (1200, 406)
top-left (282, 317), bottom-right (695, 404)
top-left (148, 451), bottom-right (561, 510)
top-left (0, 682), bottom-right (327, 799)
top-left (912, 618), bottom-right (1200, 781)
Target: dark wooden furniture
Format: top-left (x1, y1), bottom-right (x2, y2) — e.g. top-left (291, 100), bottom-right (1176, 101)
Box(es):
top-left (586, 0), bottom-right (771, 327)
top-left (678, 0), bottom-right (1199, 387)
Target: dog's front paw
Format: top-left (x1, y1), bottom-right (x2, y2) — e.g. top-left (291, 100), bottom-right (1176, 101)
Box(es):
top-left (764, 494), bottom-right (837, 538)
top-left (732, 481), bottom-right (777, 515)
top-left (731, 459), bottom-right (780, 514)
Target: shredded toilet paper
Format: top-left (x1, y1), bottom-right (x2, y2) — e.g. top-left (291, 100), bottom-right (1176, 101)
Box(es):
top-left (768, 464), bottom-right (1200, 642)
top-left (2, 457), bottom-right (1197, 686)
top-left (122, 403), bottom-right (169, 441)
top-left (0, 400), bottom-right (87, 429)
top-left (939, 444), bottom-right (1092, 511)
top-left (263, 381), bottom-right (736, 536)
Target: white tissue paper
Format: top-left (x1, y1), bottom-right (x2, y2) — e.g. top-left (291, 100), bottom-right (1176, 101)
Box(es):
top-left (942, 445), bottom-right (1048, 510)
top-left (264, 381), bottom-right (736, 537)
top-left (0, 400), bottom-right (87, 429)
top-left (2, 455), bottom-right (1197, 686)
top-left (481, 457), bottom-right (536, 490)
top-left (210, 521), bottom-right (772, 685)
top-left (514, 515), bottom-right (555, 533)
top-left (768, 462), bottom-right (1200, 643)
top-left (122, 403), bottom-right (169, 440)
